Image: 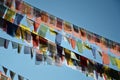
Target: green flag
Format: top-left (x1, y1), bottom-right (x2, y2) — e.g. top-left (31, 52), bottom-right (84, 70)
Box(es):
top-left (38, 23), bottom-right (48, 37)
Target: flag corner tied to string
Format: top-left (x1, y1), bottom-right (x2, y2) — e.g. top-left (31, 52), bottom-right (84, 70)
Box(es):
top-left (76, 39), bottom-right (83, 53)
top-left (55, 32), bottom-right (63, 45)
top-left (10, 70), bottom-right (15, 80)
top-left (2, 66), bottom-right (8, 75)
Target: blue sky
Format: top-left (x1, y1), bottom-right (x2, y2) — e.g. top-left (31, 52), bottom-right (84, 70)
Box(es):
top-left (0, 0), bottom-right (120, 80)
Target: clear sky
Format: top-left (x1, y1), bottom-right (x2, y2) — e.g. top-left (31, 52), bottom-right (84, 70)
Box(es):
top-left (0, 0), bottom-right (120, 80)
top-left (25, 0), bottom-right (120, 43)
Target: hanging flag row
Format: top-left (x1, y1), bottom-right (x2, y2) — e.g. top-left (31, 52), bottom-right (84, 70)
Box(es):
top-left (0, 65), bottom-right (29, 80)
top-left (0, 16), bottom-right (120, 71)
top-left (0, 3), bottom-right (120, 59)
top-left (0, 36), bottom-right (120, 80)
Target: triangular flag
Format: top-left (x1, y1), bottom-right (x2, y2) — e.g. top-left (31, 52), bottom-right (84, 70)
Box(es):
top-left (18, 43), bottom-right (22, 54)
top-left (0, 37), bottom-right (5, 47)
top-left (4, 39), bottom-right (10, 49)
top-left (10, 70), bottom-right (15, 80)
top-left (18, 75), bottom-right (24, 80)
top-left (71, 52), bottom-right (78, 60)
top-left (2, 66), bottom-right (8, 75)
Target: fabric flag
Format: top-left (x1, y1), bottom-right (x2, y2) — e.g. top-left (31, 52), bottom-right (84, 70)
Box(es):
top-left (41, 11), bottom-right (49, 23)
top-left (22, 2), bottom-right (32, 15)
top-left (79, 28), bottom-right (87, 42)
top-left (113, 45), bottom-right (120, 56)
top-left (2, 66), bottom-right (8, 75)
top-left (39, 36), bottom-right (48, 62)
top-left (33, 18), bottom-right (41, 32)
top-left (10, 70), bottom-right (15, 80)
top-left (14, 13), bottom-right (24, 25)
top-left (116, 58), bottom-right (120, 70)
top-left (94, 34), bottom-right (101, 46)
top-left (4, 39), bottom-right (10, 49)
top-left (76, 40), bottom-right (83, 53)
top-left (0, 4), bottom-right (7, 17)
top-left (15, 27), bottom-right (21, 39)
top-left (18, 75), bottom-right (24, 80)
top-left (80, 56), bottom-right (88, 71)
top-left (38, 23), bottom-right (48, 37)
top-left (63, 21), bottom-right (72, 35)
top-left (18, 43), bottom-right (22, 53)
top-left (33, 7), bottom-right (41, 18)
top-left (101, 52), bottom-right (110, 65)
top-left (56, 18), bottom-right (63, 31)
top-left (12, 41), bottom-right (18, 49)
top-left (64, 48), bottom-right (71, 65)
top-left (91, 46), bottom-right (97, 59)
top-left (33, 8), bottom-right (41, 32)
top-left (46, 56), bottom-right (53, 65)
top-left (4, 8), bottom-right (15, 22)
top-left (20, 25), bottom-right (30, 40)
top-left (87, 60), bottom-right (95, 73)
top-left (15, 0), bottom-right (23, 12)
top-left (70, 37), bottom-right (76, 49)
top-left (24, 46), bottom-right (31, 54)
top-left (35, 49), bottom-right (43, 65)
top-left (49, 15), bottom-right (56, 29)
top-left (32, 33), bottom-right (39, 48)
top-left (26, 18), bottom-right (34, 31)
top-left (39, 36), bottom-right (48, 56)
top-left (6, 21), bottom-right (19, 37)
top-left (56, 44), bottom-right (63, 59)
top-left (0, 37), bottom-right (5, 47)
top-left (48, 41), bottom-right (57, 57)
top-left (55, 32), bottom-right (62, 45)
top-left (87, 32), bottom-right (95, 44)
top-left (73, 25), bottom-right (80, 38)
top-left (5, 0), bottom-right (13, 8)
top-left (100, 38), bottom-right (108, 52)
top-left (71, 52), bottom-right (78, 61)
top-left (25, 31), bottom-right (31, 43)
top-left (109, 55), bottom-right (117, 66)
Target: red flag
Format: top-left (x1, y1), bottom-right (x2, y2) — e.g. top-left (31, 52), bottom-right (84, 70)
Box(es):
top-left (79, 28), bottom-right (87, 42)
top-left (63, 21), bottom-right (72, 35)
top-left (73, 25), bottom-right (80, 39)
top-left (56, 18), bottom-right (63, 31)
top-left (41, 11), bottom-right (49, 23)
